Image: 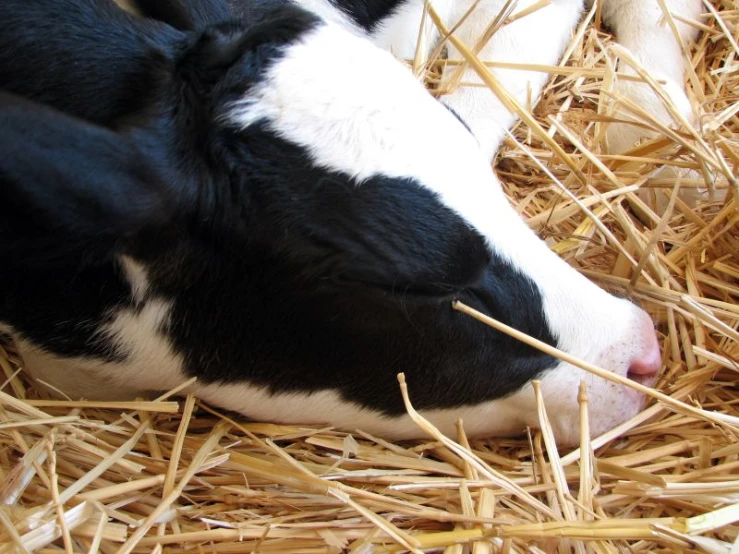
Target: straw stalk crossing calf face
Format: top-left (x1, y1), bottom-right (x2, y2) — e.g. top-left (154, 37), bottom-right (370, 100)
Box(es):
top-left (0, 0), bottom-right (697, 444)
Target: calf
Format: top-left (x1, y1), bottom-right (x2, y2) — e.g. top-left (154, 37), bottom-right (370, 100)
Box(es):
top-left (0, 0), bottom-right (693, 445)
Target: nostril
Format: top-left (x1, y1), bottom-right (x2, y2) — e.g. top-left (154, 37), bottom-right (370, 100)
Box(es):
top-left (627, 317), bottom-right (662, 382)
top-left (628, 347), bottom-right (661, 376)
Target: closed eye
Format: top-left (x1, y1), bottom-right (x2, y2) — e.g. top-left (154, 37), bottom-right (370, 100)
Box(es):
top-left (332, 276), bottom-right (461, 301)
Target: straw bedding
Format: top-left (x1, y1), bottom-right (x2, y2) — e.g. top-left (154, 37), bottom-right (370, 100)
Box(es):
top-left (1, 1), bottom-right (737, 552)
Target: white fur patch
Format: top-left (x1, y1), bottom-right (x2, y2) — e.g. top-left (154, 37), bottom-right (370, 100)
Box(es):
top-left (17, 299), bottom-right (185, 400)
top-left (119, 255), bottom-right (149, 304)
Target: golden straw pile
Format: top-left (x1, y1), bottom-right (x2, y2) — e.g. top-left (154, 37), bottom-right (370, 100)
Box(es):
top-left (1, 1), bottom-right (737, 552)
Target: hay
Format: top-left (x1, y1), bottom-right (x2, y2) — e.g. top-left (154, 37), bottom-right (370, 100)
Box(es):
top-left (1, 1), bottom-right (738, 552)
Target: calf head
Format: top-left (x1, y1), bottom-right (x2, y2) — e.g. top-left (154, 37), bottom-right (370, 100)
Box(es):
top-left (0, 0), bottom-right (661, 445)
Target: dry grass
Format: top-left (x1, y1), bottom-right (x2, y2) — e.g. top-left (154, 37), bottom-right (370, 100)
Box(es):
top-left (1, 1), bottom-right (738, 552)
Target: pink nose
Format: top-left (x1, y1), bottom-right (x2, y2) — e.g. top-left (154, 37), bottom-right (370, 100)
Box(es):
top-left (628, 313), bottom-right (662, 377)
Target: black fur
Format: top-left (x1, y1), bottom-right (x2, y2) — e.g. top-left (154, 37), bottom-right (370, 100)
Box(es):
top-left (0, 93), bottom-right (171, 359)
top-left (131, 0), bottom-right (234, 30)
top-left (0, 0), bottom-right (179, 127)
top-left (328, 0), bottom-right (406, 31)
top-left (0, 0), bottom-right (557, 416)
top-left (0, 94), bottom-right (172, 264)
top-left (132, 0), bottom-right (283, 30)
top-left (154, 123), bottom-right (557, 411)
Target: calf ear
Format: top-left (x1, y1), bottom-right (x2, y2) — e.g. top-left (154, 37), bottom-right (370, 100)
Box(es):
top-left (0, 94), bottom-right (174, 268)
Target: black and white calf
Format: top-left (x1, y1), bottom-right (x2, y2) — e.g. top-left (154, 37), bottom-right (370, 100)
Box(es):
top-left (0, 0), bottom-right (699, 444)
